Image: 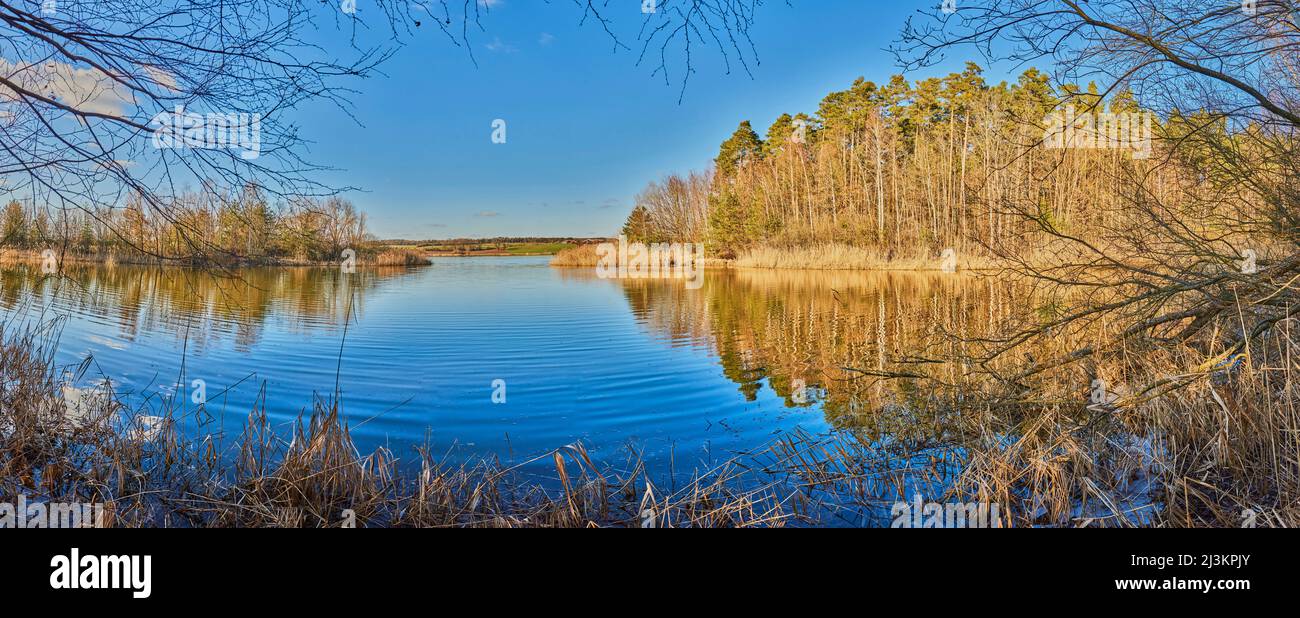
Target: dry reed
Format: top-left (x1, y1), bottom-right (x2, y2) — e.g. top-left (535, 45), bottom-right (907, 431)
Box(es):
top-left (0, 322), bottom-right (792, 527)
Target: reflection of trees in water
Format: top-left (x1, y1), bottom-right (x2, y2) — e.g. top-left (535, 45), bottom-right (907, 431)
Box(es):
top-left (0, 265), bottom-right (422, 352)
top-left (615, 269), bottom-right (1031, 431)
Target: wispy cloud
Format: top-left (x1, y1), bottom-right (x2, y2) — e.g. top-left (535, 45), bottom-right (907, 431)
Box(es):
top-left (485, 37), bottom-right (518, 54)
top-left (475, 211), bottom-right (500, 218)
top-left (538, 32), bottom-right (556, 46)
top-left (0, 58), bottom-right (140, 116)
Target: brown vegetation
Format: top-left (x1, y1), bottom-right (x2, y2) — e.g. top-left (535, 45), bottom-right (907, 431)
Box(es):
top-left (549, 243), bottom-right (606, 267)
top-left (0, 324), bottom-right (790, 528)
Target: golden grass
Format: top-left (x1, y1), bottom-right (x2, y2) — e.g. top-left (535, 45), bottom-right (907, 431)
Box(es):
top-left (5, 267), bottom-right (1294, 527)
top-left (732, 243), bottom-right (1003, 271)
top-left (0, 323), bottom-right (791, 527)
top-left (554, 241), bottom-right (1000, 271)
top-left (369, 248), bottom-right (430, 267)
top-left (549, 243), bottom-right (604, 267)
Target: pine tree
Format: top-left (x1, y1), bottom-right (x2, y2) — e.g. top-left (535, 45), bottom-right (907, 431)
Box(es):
top-left (763, 113), bottom-right (796, 157)
top-left (2, 201), bottom-right (27, 248)
top-left (621, 205), bottom-right (653, 242)
top-left (706, 190), bottom-right (746, 258)
top-left (715, 121), bottom-right (764, 178)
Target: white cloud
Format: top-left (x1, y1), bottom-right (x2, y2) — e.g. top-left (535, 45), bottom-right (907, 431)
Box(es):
top-left (0, 58), bottom-right (144, 116)
top-left (485, 37), bottom-right (518, 53)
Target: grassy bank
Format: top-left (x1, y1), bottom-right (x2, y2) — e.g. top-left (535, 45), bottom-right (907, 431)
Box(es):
top-left (549, 241), bottom-right (999, 271)
top-left (731, 244), bottom-right (1006, 271)
top-left (548, 243), bottom-right (603, 267)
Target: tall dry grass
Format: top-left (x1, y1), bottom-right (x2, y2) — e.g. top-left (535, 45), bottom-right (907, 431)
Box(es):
top-left (946, 311), bottom-right (1300, 528)
top-left (733, 243), bottom-right (1005, 271)
top-left (555, 241), bottom-right (999, 271)
top-left (5, 271), bottom-right (1293, 527)
top-left (549, 243), bottom-right (604, 267)
top-left (369, 248), bottom-right (430, 267)
top-left (0, 322), bottom-right (790, 527)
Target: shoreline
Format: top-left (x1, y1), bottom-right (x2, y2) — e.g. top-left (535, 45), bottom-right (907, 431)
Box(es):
top-left (548, 242), bottom-right (1004, 272)
top-left (0, 247), bottom-right (431, 269)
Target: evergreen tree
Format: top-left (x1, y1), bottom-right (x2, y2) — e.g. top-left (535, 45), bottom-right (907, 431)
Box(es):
top-left (621, 205), bottom-right (654, 242)
top-left (2, 201), bottom-right (27, 248)
top-left (714, 121), bottom-right (764, 178)
top-left (707, 190), bottom-right (746, 258)
top-left (763, 113), bottom-right (797, 157)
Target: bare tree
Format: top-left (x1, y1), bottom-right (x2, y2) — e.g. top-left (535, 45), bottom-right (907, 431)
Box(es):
top-left (0, 0), bottom-right (767, 261)
top-left (896, 1), bottom-right (1300, 392)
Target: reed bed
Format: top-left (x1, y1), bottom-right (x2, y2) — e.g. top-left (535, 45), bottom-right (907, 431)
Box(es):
top-left (0, 323), bottom-right (792, 528)
top-left (369, 248), bottom-right (430, 267)
top-left (5, 284), bottom-right (1295, 527)
top-left (549, 243), bottom-right (604, 267)
top-left (550, 241), bottom-right (1004, 271)
top-left (943, 313), bottom-right (1300, 528)
top-left (733, 243), bottom-right (1006, 271)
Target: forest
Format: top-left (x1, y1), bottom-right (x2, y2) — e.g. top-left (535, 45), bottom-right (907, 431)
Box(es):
top-left (0, 187), bottom-right (376, 265)
top-left (620, 63), bottom-right (1263, 272)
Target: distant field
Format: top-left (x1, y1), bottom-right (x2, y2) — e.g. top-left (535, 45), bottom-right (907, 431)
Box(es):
top-left (396, 241), bottom-right (578, 256)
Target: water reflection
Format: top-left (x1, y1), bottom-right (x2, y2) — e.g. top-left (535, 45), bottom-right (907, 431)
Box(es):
top-left (0, 264), bottom-right (425, 353)
top-left (608, 268), bottom-right (1025, 427)
top-left (0, 260), bottom-right (1147, 524)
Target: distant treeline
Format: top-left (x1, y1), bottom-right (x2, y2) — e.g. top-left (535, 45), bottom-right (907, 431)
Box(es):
top-left (1, 185), bottom-right (375, 265)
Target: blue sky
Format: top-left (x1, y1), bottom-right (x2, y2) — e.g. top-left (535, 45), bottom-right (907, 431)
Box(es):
top-left (300, 1), bottom-right (994, 239)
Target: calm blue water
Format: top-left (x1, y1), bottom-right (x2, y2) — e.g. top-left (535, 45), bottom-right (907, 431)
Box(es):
top-left (1, 257), bottom-right (856, 478)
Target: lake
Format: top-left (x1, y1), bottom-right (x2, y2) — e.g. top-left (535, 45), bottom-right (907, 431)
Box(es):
top-left (0, 257), bottom-right (1016, 522)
